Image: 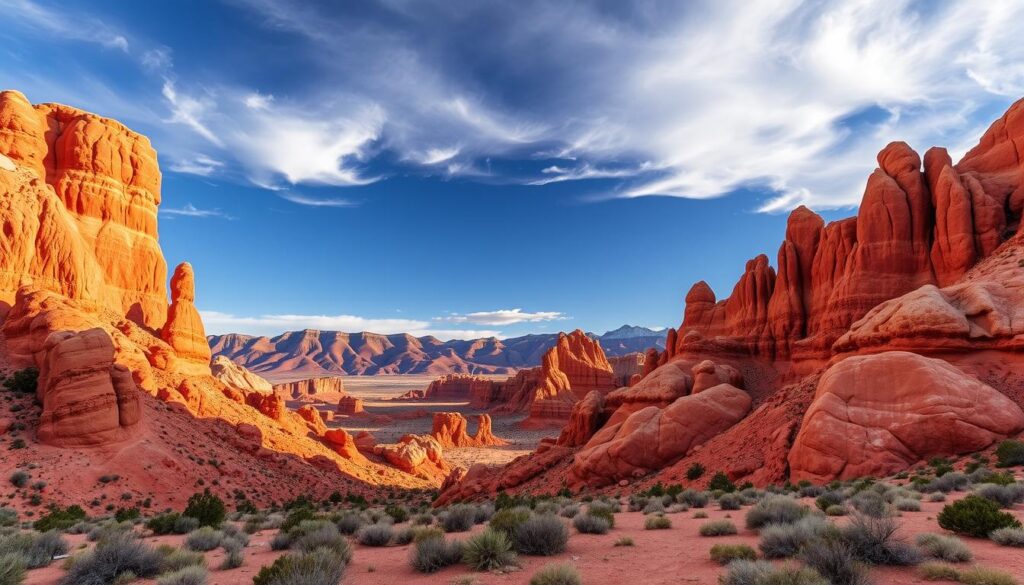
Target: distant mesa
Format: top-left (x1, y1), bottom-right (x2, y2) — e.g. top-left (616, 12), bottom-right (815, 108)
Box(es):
top-left (272, 376), bottom-right (347, 401)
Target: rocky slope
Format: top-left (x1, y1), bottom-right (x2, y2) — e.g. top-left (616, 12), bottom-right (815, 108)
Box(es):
top-left (209, 326), bottom-right (664, 380)
top-left (0, 90), bottom-right (450, 510)
top-left (438, 97), bottom-right (1024, 503)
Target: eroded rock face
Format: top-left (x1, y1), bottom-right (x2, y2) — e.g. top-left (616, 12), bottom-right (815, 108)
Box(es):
top-left (336, 396), bottom-right (365, 415)
top-left (272, 377), bottom-right (346, 400)
top-left (160, 263), bottom-right (210, 373)
top-left (373, 435), bottom-right (450, 479)
top-left (431, 412), bottom-right (508, 447)
top-left (0, 90), bottom-right (167, 327)
top-left (571, 383), bottom-right (752, 486)
top-left (557, 391), bottom-right (606, 447)
top-left (789, 352), bottom-right (1024, 483)
top-left (210, 356), bottom-right (272, 394)
top-left (296, 405), bottom-right (327, 435)
top-left (36, 328), bottom-right (140, 446)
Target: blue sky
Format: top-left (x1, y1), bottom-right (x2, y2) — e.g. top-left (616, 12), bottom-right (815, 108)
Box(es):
top-left (3, 0), bottom-right (1022, 339)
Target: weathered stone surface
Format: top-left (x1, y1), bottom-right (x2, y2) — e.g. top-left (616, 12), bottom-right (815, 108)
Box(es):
top-left (336, 395), bottom-right (365, 415)
top-left (272, 377), bottom-right (346, 400)
top-left (210, 355), bottom-right (272, 394)
top-left (789, 352), bottom-right (1024, 483)
top-left (431, 412), bottom-right (507, 447)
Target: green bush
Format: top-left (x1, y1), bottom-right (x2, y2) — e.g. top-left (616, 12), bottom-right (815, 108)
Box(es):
top-left (184, 527), bottom-right (223, 552)
top-left (280, 508), bottom-right (315, 532)
top-left (2, 368), bottom-right (38, 394)
top-left (462, 529), bottom-right (516, 571)
top-left (252, 548), bottom-right (346, 585)
top-left (384, 505), bottom-right (408, 524)
top-left (441, 505), bottom-right (476, 533)
top-left (34, 505), bottom-right (86, 532)
top-left (710, 543), bottom-right (757, 565)
top-left (114, 508), bottom-right (139, 523)
top-left (995, 439), bottom-right (1024, 467)
top-left (409, 537), bottom-right (462, 573)
top-left (718, 493), bottom-right (743, 510)
top-left (708, 472), bottom-right (736, 493)
top-left (489, 507), bottom-right (531, 535)
top-left (572, 514), bottom-right (610, 534)
top-left (147, 513), bottom-right (180, 535)
top-left (0, 554), bottom-right (26, 585)
top-left (159, 547), bottom-right (206, 573)
top-left (513, 515), bottom-right (568, 556)
top-left (8, 472), bottom-right (29, 489)
top-left (686, 463), bottom-right (705, 481)
top-left (356, 523), bottom-right (393, 547)
top-left (587, 502), bottom-right (616, 528)
top-left (183, 491), bottom-right (225, 528)
top-left (938, 495), bottom-right (1022, 537)
top-left (529, 563), bottom-right (581, 585)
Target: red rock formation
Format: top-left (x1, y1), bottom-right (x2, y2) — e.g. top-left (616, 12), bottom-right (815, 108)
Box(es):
top-left (373, 435), bottom-right (450, 480)
top-left (556, 391), bottom-right (606, 447)
top-left (36, 328), bottom-right (140, 446)
top-left (210, 356), bottom-right (272, 394)
top-left (272, 377), bottom-right (346, 400)
top-left (323, 429), bottom-right (367, 463)
top-left (431, 412), bottom-right (508, 447)
top-left (608, 353), bottom-right (645, 386)
top-left (789, 352), bottom-right (1024, 483)
top-left (336, 396), bottom-right (365, 415)
top-left (296, 405), bottom-right (326, 435)
top-left (161, 263), bottom-right (210, 373)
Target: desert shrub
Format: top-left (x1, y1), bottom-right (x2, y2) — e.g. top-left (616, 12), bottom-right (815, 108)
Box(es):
top-left (990, 527), bottom-right (1024, 547)
top-left (462, 529), bottom-right (516, 571)
top-left (489, 507), bottom-right (531, 536)
top-left (644, 515), bottom-right (671, 530)
top-left (270, 531), bottom-right (292, 551)
top-left (699, 519), bottom-right (737, 537)
top-left (59, 532), bottom-right (163, 585)
top-left (442, 505), bottom-right (476, 533)
top-left (529, 563), bottom-right (581, 585)
top-left (927, 493), bottom-right (948, 503)
top-left (759, 515), bottom-right (837, 559)
top-left (34, 505), bottom-right (87, 532)
top-left (292, 523), bottom-right (350, 559)
top-left (745, 496), bottom-right (808, 529)
top-left (641, 499), bottom-right (664, 515)
top-left (613, 536), bottom-right (633, 547)
top-left (2, 368), bottom-right (38, 394)
top-left (825, 505), bottom-right (847, 516)
top-left (799, 539), bottom-right (872, 585)
top-left (693, 511), bottom-right (708, 519)
top-left (157, 566), bottom-right (207, 585)
top-left (815, 491), bottom-right (844, 512)
top-left (938, 495), bottom-right (1022, 537)
top-left (559, 504), bottom-right (580, 519)
top-left (677, 489), bottom-right (708, 508)
top-left (915, 533), bottom-right (971, 563)
top-left (184, 527), bottom-right (222, 552)
top-left (710, 543), bottom-right (757, 565)
top-left (475, 503), bottom-right (495, 524)
top-left (0, 509), bottom-right (16, 528)
top-left (996, 439), bottom-right (1024, 467)
top-left (975, 484), bottom-right (1024, 509)
top-left (8, 472), bottom-right (28, 489)
top-left (0, 552), bottom-right (26, 585)
top-left (173, 516), bottom-right (200, 535)
top-left (114, 508), bottom-right (139, 523)
top-left (850, 490), bottom-right (888, 518)
top-left (391, 527), bottom-right (414, 546)
top-left (411, 526), bottom-right (444, 543)
top-left (251, 548), bottom-right (346, 585)
top-left (181, 492), bottom-right (225, 530)
top-left (335, 512), bottom-right (363, 535)
top-left (957, 566), bottom-right (1019, 585)
top-left (719, 493), bottom-right (743, 510)
top-left (841, 514), bottom-right (921, 566)
top-left (572, 514), bottom-right (610, 535)
top-left (513, 515), bottom-right (568, 556)
top-left (686, 463), bottom-right (706, 480)
top-left (411, 513), bottom-right (433, 526)
top-left (220, 545), bottom-right (244, 570)
top-left (720, 560), bottom-right (828, 585)
top-left (895, 498), bottom-right (922, 512)
top-left (159, 547), bottom-right (205, 572)
top-left (709, 472), bottom-right (736, 492)
top-left (279, 508), bottom-right (315, 533)
top-left (2, 530), bottom-right (69, 569)
top-left (586, 502), bottom-right (616, 528)
top-left (409, 537), bottom-right (463, 573)
top-left (384, 505), bottom-right (408, 524)
top-left (919, 562), bottom-right (961, 581)
top-left (356, 523), bottom-right (393, 547)
top-left (926, 472), bottom-right (970, 494)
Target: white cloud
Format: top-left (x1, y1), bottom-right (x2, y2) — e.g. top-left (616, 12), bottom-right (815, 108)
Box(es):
top-left (441, 309), bottom-right (565, 326)
top-left (244, 92), bottom-right (275, 110)
top-left (161, 80), bottom-right (223, 147)
top-left (160, 203), bottom-right (233, 219)
top-left (529, 164), bottom-right (646, 186)
top-left (278, 192), bottom-right (358, 208)
top-left (417, 146), bottom-right (461, 165)
top-left (169, 155), bottom-right (224, 177)
top-left (200, 310), bottom-right (502, 339)
top-left (4, 0), bottom-right (131, 52)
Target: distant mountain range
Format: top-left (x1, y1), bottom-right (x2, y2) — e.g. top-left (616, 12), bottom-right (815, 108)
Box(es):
top-left (208, 325), bottom-right (665, 381)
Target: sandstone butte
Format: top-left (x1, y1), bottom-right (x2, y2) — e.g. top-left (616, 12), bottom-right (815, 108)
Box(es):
top-left (430, 412), bottom-right (508, 448)
top-left (271, 376), bottom-right (347, 400)
top-left (0, 90), bottom-right (457, 510)
top-left (436, 96), bottom-right (1024, 504)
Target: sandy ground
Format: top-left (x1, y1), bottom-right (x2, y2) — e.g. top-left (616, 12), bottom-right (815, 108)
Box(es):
top-left (293, 375), bottom-right (555, 468)
top-left (22, 496), bottom-right (1024, 585)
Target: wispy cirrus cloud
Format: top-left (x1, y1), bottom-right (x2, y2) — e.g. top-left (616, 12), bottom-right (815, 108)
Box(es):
top-left (440, 309), bottom-right (566, 326)
top-left (200, 310), bottom-right (502, 339)
top-left (160, 203), bottom-right (234, 220)
top-left (168, 155), bottom-right (223, 177)
top-left (3, 0), bottom-right (129, 52)
top-left (277, 192), bottom-right (359, 208)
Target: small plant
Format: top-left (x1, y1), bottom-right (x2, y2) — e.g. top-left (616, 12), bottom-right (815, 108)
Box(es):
top-left (146, 513), bottom-right (181, 536)
top-left (356, 523), bottom-right (393, 547)
top-left (586, 502), bottom-right (616, 528)
top-left (184, 527), bottom-right (223, 552)
top-left (59, 532), bottom-right (164, 585)
top-left (916, 533), bottom-right (972, 563)
top-left (34, 505), bottom-right (87, 532)
top-left (514, 515), bottom-right (568, 556)
top-left (720, 560), bottom-right (828, 585)
top-left (384, 505), bottom-right (408, 524)
top-left (710, 543), bottom-right (757, 565)
top-left (686, 463), bottom-right (706, 480)
top-left (160, 548), bottom-right (206, 572)
top-left (995, 439), bottom-right (1024, 467)
top-left (529, 563), bottom-right (581, 585)
top-left (572, 513), bottom-right (610, 535)
top-left (841, 514), bottom-right (921, 566)
top-left (699, 519), bottom-right (737, 536)
top-left (489, 507), bottom-right (531, 535)
top-left (644, 515), bottom-right (671, 530)
top-left (409, 537), bottom-right (463, 573)
top-left (938, 495), bottom-right (1022, 537)
top-left (745, 495), bottom-right (808, 529)
top-left (0, 553), bottom-right (26, 585)
top-left (156, 566), bottom-right (208, 585)
top-left (252, 548), bottom-right (346, 585)
top-left (990, 527), bottom-right (1024, 547)
top-left (183, 490), bottom-right (225, 528)
top-left (919, 562), bottom-right (961, 581)
top-left (895, 498), bottom-right (921, 512)
top-left (759, 515), bottom-right (837, 559)
top-left (718, 493), bottom-right (742, 510)
top-left (335, 512), bottom-right (363, 535)
top-left (708, 472), bottom-right (736, 493)
top-left (462, 529), bottom-right (516, 571)
top-left (2, 368), bottom-right (38, 394)
top-left (442, 505), bottom-right (476, 533)
top-left (613, 536), bottom-right (633, 547)
top-left (919, 563), bottom-right (1019, 585)
top-left (799, 538), bottom-right (872, 585)
top-left (9, 472), bottom-right (29, 489)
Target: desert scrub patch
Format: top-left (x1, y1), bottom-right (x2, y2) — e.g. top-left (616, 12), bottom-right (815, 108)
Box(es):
top-left (356, 523), bottom-right (393, 547)
top-left (709, 543), bottom-right (757, 565)
top-left (699, 519), bottom-right (737, 537)
top-left (613, 536), bottom-right (633, 547)
top-left (462, 529), bottom-right (517, 571)
top-left (916, 533), bottom-right (972, 563)
top-left (251, 548), bottom-right (346, 585)
top-left (938, 495), bottom-right (1022, 537)
top-left (990, 527), bottom-right (1024, 547)
top-left (409, 537), bottom-right (463, 573)
top-left (156, 565), bottom-right (207, 585)
top-left (489, 507), bottom-right (532, 536)
top-left (572, 514), bottom-right (610, 535)
top-left (529, 563), bottom-right (581, 585)
top-left (745, 495), bottom-right (809, 530)
top-left (513, 515), bottom-right (568, 556)
top-left (644, 515), bottom-right (671, 530)
top-left (183, 527), bottom-right (223, 552)
top-left (720, 560), bottom-right (828, 585)
top-left (759, 515), bottom-right (837, 559)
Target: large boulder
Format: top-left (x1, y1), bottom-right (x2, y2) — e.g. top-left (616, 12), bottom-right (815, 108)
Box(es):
top-left (36, 328), bottom-right (141, 446)
top-left (210, 356), bottom-right (272, 394)
top-left (570, 383), bottom-right (752, 486)
top-left (789, 352), bottom-right (1024, 483)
